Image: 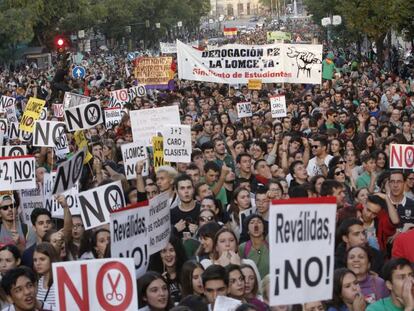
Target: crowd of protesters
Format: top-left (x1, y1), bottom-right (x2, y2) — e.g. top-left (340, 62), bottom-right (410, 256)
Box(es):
top-left (0, 17), bottom-right (414, 311)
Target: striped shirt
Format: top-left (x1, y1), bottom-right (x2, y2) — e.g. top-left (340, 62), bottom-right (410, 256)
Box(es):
top-left (36, 276), bottom-right (56, 310)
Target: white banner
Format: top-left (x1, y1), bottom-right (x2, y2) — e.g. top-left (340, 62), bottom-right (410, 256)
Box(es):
top-left (0, 156), bottom-right (36, 191)
top-left (236, 102), bottom-right (252, 118)
top-left (43, 172), bottom-right (80, 218)
top-left (162, 125), bottom-right (191, 163)
top-left (0, 145), bottom-right (27, 157)
top-left (1, 96), bottom-right (18, 123)
top-left (110, 202), bottom-right (150, 278)
top-left (160, 42), bottom-right (177, 54)
top-left (78, 181), bottom-right (126, 230)
top-left (52, 258), bottom-right (138, 311)
top-left (130, 106), bottom-right (180, 144)
top-left (104, 108), bottom-right (123, 129)
top-left (270, 95), bottom-right (287, 118)
top-left (33, 121), bottom-right (68, 148)
top-left (147, 192), bottom-right (171, 254)
top-left (269, 197), bottom-right (336, 306)
top-left (390, 144), bottom-right (414, 169)
top-left (64, 100), bottom-right (103, 132)
top-left (52, 149), bottom-right (85, 195)
top-left (20, 187), bottom-right (43, 224)
top-left (63, 92), bottom-right (90, 109)
top-left (121, 142), bottom-right (148, 180)
top-left (177, 40), bottom-right (323, 84)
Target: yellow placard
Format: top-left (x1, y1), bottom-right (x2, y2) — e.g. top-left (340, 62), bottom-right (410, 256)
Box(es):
top-left (74, 130), bottom-right (93, 164)
top-left (152, 136), bottom-right (169, 171)
top-left (248, 79), bottom-right (262, 90)
top-left (19, 97), bottom-right (46, 132)
top-left (134, 57), bottom-right (174, 86)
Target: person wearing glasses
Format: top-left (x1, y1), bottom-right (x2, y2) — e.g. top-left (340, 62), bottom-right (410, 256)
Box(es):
top-left (0, 193), bottom-right (28, 253)
top-left (306, 135), bottom-right (333, 178)
top-left (335, 218), bottom-right (384, 276)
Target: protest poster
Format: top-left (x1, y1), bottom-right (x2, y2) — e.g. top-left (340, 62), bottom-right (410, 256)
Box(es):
top-left (43, 172), bottom-right (80, 218)
top-left (109, 89), bottom-right (129, 107)
top-left (160, 42), bottom-right (177, 54)
top-left (53, 104), bottom-right (64, 118)
top-left (248, 79), bottom-right (262, 90)
top-left (64, 100), bottom-right (103, 132)
top-left (239, 206), bottom-right (257, 229)
top-left (20, 188), bottom-right (43, 224)
top-left (110, 201), bottom-right (150, 278)
top-left (1, 96), bottom-right (17, 123)
top-left (267, 31), bottom-right (292, 42)
top-left (121, 141), bottom-right (148, 180)
top-left (269, 197), bottom-right (336, 306)
top-left (0, 156), bottom-right (36, 191)
top-left (390, 144), bottom-right (414, 169)
top-left (52, 149), bottom-right (85, 195)
top-left (73, 131), bottom-right (93, 164)
top-left (236, 102), bottom-right (253, 118)
top-left (53, 258), bottom-right (138, 311)
top-left (104, 108), bottom-right (123, 129)
top-left (147, 192), bottom-right (171, 254)
top-left (63, 92), bottom-right (90, 109)
top-left (162, 125), bottom-right (191, 163)
top-left (78, 181), bottom-right (126, 230)
top-left (134, 57), bottom-right (174, 86)
top-left (177, 40), bottom-right (323, 84)
top-left (0, 145), bottom-right (27, 157)
top-left (33, 121), bottom-right (67, 148)
top-left (19, 97), bottom-right (46, 132)
top-left (214, 296), bottom-right (242, 311)
top-left (130, 106), bottom-right (180, 144)
top-left (7, 122), bottom-right (32, 142)
top-left (0, 119), bottom-right (7, 137)
top-left (270, 95), bottom-right (287, 118)
top-left (152, 136), bottom-right (169, 171)
top-left (39, 107), bottom-right (48, 121)
top-left (128, 85), bottom-right (147, 100)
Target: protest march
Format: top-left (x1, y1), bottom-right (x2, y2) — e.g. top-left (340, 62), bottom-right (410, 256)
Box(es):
top-left (0, 4), bottom-right (414, 311)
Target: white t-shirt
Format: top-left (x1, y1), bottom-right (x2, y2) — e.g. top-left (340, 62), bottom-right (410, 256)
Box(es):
top-left (307, 155), bottom-right (333, 177)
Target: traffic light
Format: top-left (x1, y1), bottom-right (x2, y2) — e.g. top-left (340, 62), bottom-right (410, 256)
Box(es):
top-left (54, 35), bottom-right (70, 68)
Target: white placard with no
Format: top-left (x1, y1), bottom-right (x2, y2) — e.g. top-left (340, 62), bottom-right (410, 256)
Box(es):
top-left (236, 102), bottom-right (252, 118)
top-left (121, 142), bottom-right (148, 180)
top-left (0, 156), bottom-right (36, 191)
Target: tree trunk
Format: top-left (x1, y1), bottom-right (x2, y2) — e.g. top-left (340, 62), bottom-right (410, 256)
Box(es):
top-left (375, 34), bottom-right (386, 65)
top-left (356, 36), bottom-right (362, 60)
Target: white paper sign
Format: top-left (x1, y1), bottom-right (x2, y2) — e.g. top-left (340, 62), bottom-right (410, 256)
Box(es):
top-left (270, 95), bottom-right (287, 118)
top-left (110, 89), bottom-right (130, 106)
top-left (110, 202), bottom-right (150, 278)
top-left (130, 106), bottom-right (180, 144)
top-left (0, 156), bottom-right (36, 190)
top-left (236, 102), bottom-right (253, 118)
top-left (390, 144), bottom-right (414, 169)
top-left (1, 96), bottom-right (18, 123)
top-left (20, 187), bottom-right (43, 224)
top-left (78, 181), bottom-right (126, 230)
top-left (213, 296), bottom-right (242, 311)
top-left (121, 142), bottom-right (148, 180)
top-left (53, 104), bottom-right (64, 118)
top-left (0, 145), bottom-right (27, 157)
top-left (33, 121), bottom-right (67, 147)
top-left (7, 122), bottom-right (32, 142)
top-left (52, 149), bottom-right (85, 195)
top-left (147, 192), bottom-right (171, 254)
top-left (53, 258), bottom-right (138, 311)
top-left (104, 108), bottom-right (123, 129)
top-left (63, 92), bottom-right (90, 109)
top-left (269, 197), bottom-right (336, 306)
top-left (162, 125), bottom-right (191, 163)
top-left (64, 100), bottom-right (103, 132)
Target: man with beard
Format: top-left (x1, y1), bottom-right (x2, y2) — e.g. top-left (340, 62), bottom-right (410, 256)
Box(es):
top-left (170, 174), bottom-right (200, 239)
top-left (239, 214), bottom-right (269, 279)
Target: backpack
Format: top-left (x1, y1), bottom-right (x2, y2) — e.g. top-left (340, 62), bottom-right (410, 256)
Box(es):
top-left (243, 239), bottom-right (269, 258)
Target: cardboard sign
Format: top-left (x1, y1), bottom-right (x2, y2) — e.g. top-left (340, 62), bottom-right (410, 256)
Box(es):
top-left (128, 85), bottom-right (147, 100)
top-left (73, 131), bottom-right (93, 164)
top-left (130, 106), bottom-right (180, 144)
top-left (53, 104), bottom-right (64, 118)
top-left (134, 57), bottom-right (174, 86)
top-left (33, 121), bottom-right (67, 147)
top-left (390, 144), bottom-right (414, 169)
top-left (147, 192), bottom-right (171, 254)
top-left (248, 79), bottom-right (262, 90)
top-left (53, 258), bottom-right (138, 311)
top-left (108, 86), bottom-right (147, 109)
top-left (152, 136), bottom-right (169, 171)
top-left (269, 197), bottom-right (336, 306)
top-left (1, 96), bottom-right (18, 123)
top-left (104, 108), bottom-right (123, 129)
top-left (0, 156), bottom-right (36, 191)
top-left (236, 102), bottom-right (253, 118)
top-left (43, 172), bottom-right (80, 218)
top-left (78, 181), bottom-right (126, 230)
top-left (0, 145), bottom-right (27, 157)
top-left (270, 95), bottom-right (287, 118)
top-left (20, 188), bottom-right (43, 224)
top-left (63, 92), bottom-right (90, 109)
top-left (52, 149), bottom-right (85, 195)
top-left (19, 97), bottom-right (46, 132)
top-left (162, 125), bottom-right (191, 163)
top-left (110, 89), bottom-right (130, 106)
top-left (64, 100), bottom-right (103, 132)
top-left (121, 142), bottom-right (148, 180)
top-left (110, 202), bottom-right (150, 278)
top-left (8, 122), bottom-right (32, 142)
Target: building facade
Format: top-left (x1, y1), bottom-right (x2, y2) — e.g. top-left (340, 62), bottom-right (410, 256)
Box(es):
top-left (210, 0), bottom-right (262, 17)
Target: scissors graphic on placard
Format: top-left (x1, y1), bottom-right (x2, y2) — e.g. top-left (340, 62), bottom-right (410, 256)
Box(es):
top-left (106, 273), bottom-right (124, 301)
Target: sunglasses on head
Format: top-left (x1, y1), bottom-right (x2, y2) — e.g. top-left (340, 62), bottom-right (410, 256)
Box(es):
top-left (0, 204), bottom-right (15, 211)
top-left (199, 216), bottom-right (214, 222)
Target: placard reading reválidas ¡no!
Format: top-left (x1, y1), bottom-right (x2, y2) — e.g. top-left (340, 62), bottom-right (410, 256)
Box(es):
top-left (269, 197), bottom-right (336, 306)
